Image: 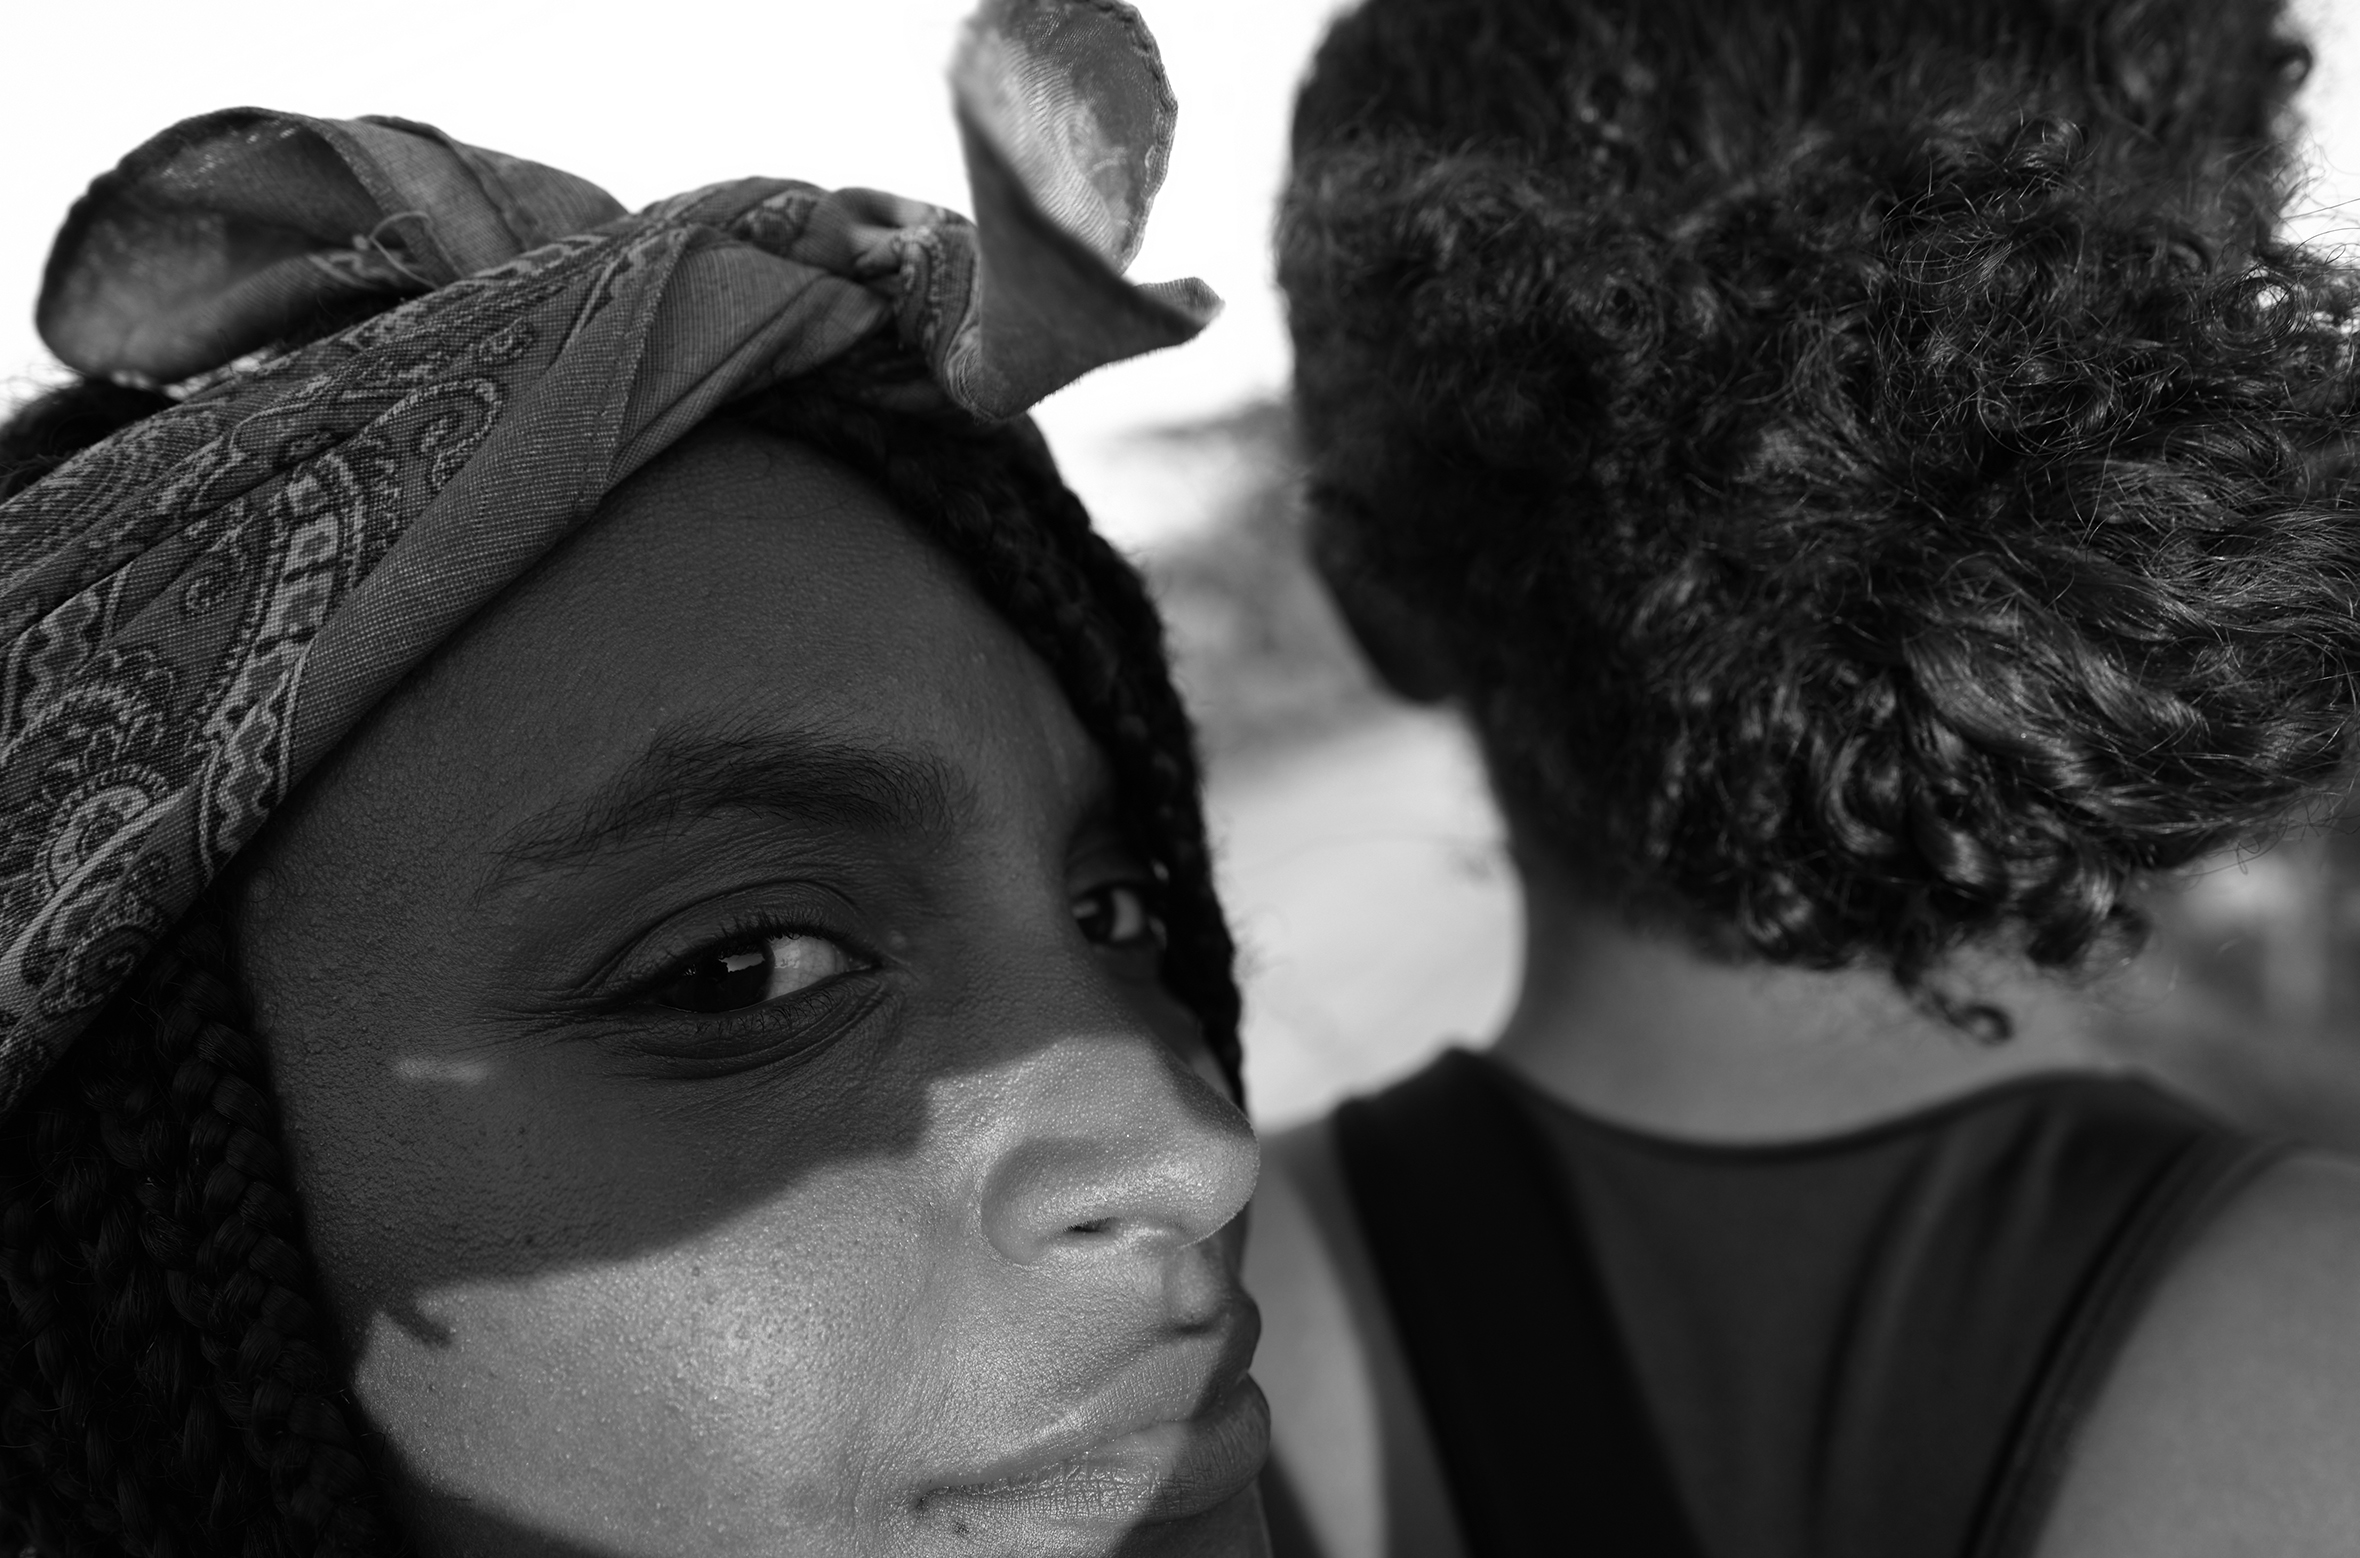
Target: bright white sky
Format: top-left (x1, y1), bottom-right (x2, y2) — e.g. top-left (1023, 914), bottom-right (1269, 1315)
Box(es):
top-left (2, 0), bottom-right (2355, 546)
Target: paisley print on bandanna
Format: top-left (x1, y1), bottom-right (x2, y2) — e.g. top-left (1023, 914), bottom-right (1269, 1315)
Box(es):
top-left (0, 0), bottom-right (1219, 1116)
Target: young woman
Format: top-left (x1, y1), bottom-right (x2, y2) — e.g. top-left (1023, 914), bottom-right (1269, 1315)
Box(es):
top-left (0, 4), bottom-right (1270, 1554)
top-left (1248, 0), bottom-right (2360, 1554)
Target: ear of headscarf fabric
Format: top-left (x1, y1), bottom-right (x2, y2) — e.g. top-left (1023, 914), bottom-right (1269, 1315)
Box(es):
top-left (0, 0), bottom-right (1215, 1116)
top-left (38, 110), bottom-right (630, 385)
top-left (948, 0), bottom-right (1222, 416)
top-left (35, 0), bottom-right (1218, 412)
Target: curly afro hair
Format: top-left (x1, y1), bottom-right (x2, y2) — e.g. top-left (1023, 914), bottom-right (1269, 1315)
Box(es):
top-left (1281, 0), bottom-right (2360, 1019)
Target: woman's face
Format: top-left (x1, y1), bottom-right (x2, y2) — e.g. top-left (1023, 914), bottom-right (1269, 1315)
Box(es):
top-left (233, 425), bottom-right (1265, 1558)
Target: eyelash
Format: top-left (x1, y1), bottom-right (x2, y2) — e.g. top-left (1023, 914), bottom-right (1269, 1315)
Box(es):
top-left (626, 909), bottom-right (865, 992)
top-left (599, 871), bottom-right (1163, 1074)
top-left (608, 911), bottom-right (883, 1072)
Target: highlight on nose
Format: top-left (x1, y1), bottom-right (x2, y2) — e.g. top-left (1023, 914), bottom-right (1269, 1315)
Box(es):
top-left (978, 1041), bottom-right (1259, 1270)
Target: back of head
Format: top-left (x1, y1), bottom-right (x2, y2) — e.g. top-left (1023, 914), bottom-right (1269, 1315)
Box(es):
top-left (1282, 0), bottom-right (2360, 1009)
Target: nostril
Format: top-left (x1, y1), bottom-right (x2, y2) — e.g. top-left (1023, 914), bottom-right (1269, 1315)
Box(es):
top-left (978, 1045), bottom-right (1259, 1266)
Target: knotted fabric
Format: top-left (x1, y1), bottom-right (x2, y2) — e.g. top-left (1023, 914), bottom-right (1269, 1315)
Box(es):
top-left (0, 0), bottom-right (1219, 1115)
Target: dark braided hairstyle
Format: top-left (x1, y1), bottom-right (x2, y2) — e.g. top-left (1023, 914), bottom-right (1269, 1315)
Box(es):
top-left (0, 372), bottom-right (1239, 1555)
top-left (0, 909), bottom-right (394, 1558)
top-left (1283, 0), bottom-right (2360, 1023)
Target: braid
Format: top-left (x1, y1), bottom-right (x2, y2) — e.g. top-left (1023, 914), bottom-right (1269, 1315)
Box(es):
top-left (0, 380), bottom-right (176, 504)
top-left (0, 909), bottom-right (406, 1557)
top-left (728, 387), bottom-right (1245, 1091)
top-left (0, 371), bottom-right (1244, 1554)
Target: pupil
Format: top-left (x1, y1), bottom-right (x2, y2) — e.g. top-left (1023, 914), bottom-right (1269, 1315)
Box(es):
top-left (662, 944), bottom-right (771, 1013)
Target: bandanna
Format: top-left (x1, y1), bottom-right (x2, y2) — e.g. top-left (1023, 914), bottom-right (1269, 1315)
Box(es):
top-left (0, 0), bottom-right (1218, 1116)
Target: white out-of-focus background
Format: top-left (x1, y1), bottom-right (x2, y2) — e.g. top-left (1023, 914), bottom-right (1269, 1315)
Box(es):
top-left (5, 0), bottom-right (2360, 1132)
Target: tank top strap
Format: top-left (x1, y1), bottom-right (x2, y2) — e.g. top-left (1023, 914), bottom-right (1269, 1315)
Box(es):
top-left (1959, 1099), bottom-right (2280, 1558)
top-left (1334, 1048), bottom-right (1708, 1557)
top-left (1343, 1048), bottom-right (2281, 1558)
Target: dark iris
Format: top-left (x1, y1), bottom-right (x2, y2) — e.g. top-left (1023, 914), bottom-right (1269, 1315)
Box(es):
top-left (1073, 883), bottom-right (1163, 950)
top-left (655, 943), bottom-right (771, 1013)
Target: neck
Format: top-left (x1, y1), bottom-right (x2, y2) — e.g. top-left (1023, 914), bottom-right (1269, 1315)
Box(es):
top-left (1490, 845), bottom-right (2119, 1143)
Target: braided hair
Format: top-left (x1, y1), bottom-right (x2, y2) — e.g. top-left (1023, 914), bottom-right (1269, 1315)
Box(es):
top-left (0, 375), bottom-right (1238, 1556)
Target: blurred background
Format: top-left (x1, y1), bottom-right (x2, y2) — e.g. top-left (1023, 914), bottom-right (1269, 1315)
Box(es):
top-left (6, 0), bottom-right (2360, 1134)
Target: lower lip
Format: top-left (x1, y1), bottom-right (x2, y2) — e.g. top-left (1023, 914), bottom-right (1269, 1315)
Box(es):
top-left (916, 1375), bottom-right (1270, 1541)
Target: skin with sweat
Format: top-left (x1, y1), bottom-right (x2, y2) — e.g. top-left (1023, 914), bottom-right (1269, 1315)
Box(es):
top-left (230, 425), bottom-right (1270, 1557)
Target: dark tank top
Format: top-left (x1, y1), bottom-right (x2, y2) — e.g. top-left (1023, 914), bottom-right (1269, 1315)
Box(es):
top-left (1332, 1048), bottom-right (2275, 1558)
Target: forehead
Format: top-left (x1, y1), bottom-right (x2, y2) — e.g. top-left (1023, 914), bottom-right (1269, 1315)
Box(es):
top-left (253, 422), bottom-right (1102, 894)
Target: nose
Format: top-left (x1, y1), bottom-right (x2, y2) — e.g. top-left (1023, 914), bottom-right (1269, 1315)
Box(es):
top-left (979, 1031), bottom-right (1259, 1276)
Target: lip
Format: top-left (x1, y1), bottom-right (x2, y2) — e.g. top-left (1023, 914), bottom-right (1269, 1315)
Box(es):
top-left (915, 1372), bottom-right (1270, 1541)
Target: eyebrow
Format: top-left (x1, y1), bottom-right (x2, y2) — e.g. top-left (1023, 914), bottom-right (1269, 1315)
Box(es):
top-left (479, 717), bottom-right (972, 896)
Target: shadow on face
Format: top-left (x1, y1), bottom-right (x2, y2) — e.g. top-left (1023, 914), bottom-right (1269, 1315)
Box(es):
top-left (231, 425), bottom-right (1267, 1558)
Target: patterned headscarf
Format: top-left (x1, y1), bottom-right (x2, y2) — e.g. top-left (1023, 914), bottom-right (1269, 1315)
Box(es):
top-left (0, 0), bottom-right (1219, 1117)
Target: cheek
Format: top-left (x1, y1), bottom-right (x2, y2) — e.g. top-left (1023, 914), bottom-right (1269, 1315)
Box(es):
top-left (348, 1157), bottom-right (945, 1549)
top-left (317, 1054), bottom-right (1123, 1550)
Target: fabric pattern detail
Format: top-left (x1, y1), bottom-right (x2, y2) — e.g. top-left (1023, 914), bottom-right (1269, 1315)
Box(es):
top-left (0, 0), bottom-right (1216, 1115)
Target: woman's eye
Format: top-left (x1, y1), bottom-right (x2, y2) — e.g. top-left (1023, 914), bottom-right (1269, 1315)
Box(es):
top-left (1072, 883), bottom-right (1164, 951)
top-left (652, 932), bottom-right (862, 1014)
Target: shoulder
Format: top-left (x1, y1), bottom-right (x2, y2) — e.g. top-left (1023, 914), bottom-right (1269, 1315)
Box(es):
top-left (1245, 1117), bottom-right (1467, 1558)
top-left (2032, 1151), bottom-right (2360, 1558)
